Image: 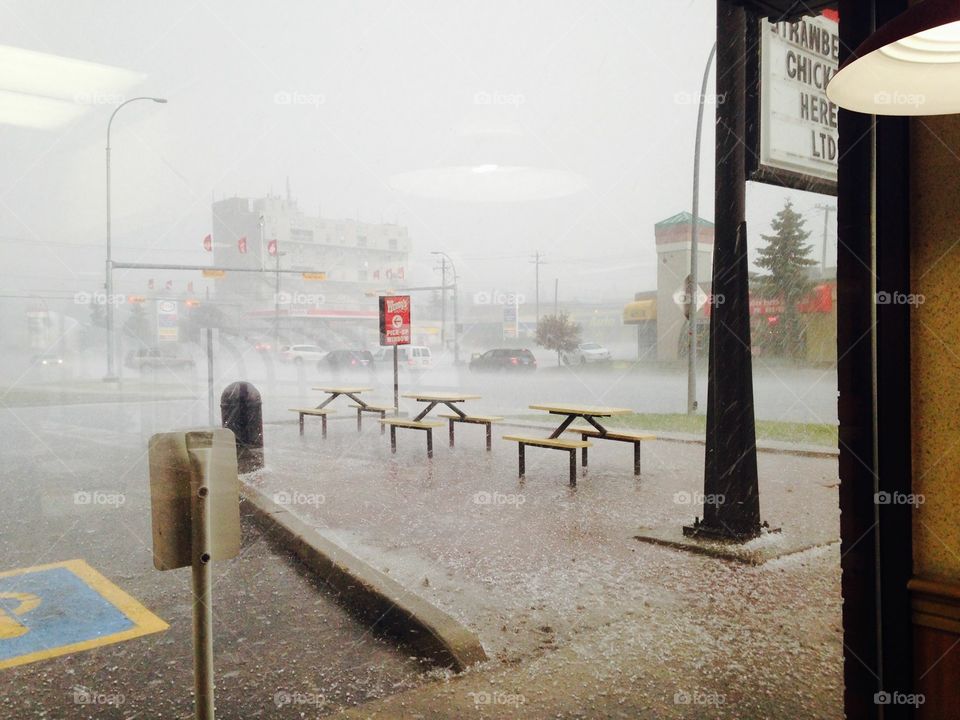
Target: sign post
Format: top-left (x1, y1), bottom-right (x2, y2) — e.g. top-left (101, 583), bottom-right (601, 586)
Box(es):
top-left (148, 428), bottom-right (241, 720)
top-left (379, 295), bottom-right (411, 414)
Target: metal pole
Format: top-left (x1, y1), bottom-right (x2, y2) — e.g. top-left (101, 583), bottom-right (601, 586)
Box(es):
top-left (688, 42), bottom-right (717, 415)
top-left (105, 141), bottom-right (114, 381)
top-left (191, 466), bottom-right (214, 719)
top-left (393, 345), bottom-right (399, 414)
top-left (452, 268), bottom-right (459, 365)
top-left (554, 278), bottom-right (558, 315)
top-left (439, 257), bottom-right (446, 350)
top-left (273, 249), bottom-right (280, 352)
top-left (104, 97), bottom-right (166, 382)
top-left (535, 250), bottom-right (540, 326)
top-left (687, 0), bottom-right (763, 542)
top-left (206, 328), bottom-right (215, 425)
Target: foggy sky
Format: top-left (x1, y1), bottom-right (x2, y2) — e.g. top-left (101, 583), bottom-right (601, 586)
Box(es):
top-left (0, 0), bottom-right (835, 306)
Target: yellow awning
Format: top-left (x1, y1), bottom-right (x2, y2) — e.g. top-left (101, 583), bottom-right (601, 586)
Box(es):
top-left (623, 299), bottom-right (656, 324)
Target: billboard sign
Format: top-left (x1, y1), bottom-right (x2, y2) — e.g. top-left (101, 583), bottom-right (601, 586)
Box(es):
top-left (156, 300), bottom-right (178, 343)
top-left (379, 295), bottom-right (411, 346)
top-left (750, 13), bottom-right (839, 195)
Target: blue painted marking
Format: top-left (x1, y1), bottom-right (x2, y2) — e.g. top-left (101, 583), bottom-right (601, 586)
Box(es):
top-left (0, 567), bottom-right (134, 661)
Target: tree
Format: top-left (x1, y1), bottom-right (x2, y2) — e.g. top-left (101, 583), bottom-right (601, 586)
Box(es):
top-left (122, 303), bottom-right (152, 347)
top-left (535, 312), bottom-right (581, 366)
top-left (755, 200), bottom-right (818, 359)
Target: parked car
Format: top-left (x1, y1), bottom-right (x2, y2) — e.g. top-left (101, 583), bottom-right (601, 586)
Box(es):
top-left (279, 344), bottom-right (326, 364)
top-left (125, 347), bottom-right (195, 370)
top-left (372, 345), bottom-right (433, 370)
top-left (469, 348), bottom-right (537, 372)
top-left (317, 349), bottom-right (375, 375)
top-left (562, 342), bottom-right (612, 365)
top-left (33, 353), bottom-right (64, 367)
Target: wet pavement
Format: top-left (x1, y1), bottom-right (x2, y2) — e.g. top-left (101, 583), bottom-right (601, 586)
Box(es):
top-left (0, 401), bottom-right (430, 719)
top-left (250, 411), bottom-right (843, 718)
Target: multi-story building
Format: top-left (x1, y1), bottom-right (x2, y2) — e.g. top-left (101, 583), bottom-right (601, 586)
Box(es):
top-left (210, 194), bottom-right (411, 346)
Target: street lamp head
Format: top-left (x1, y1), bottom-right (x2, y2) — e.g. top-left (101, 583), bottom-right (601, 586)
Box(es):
top-left (151, 97), bottom-right (168, 104)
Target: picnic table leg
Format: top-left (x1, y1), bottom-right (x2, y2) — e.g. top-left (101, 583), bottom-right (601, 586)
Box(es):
top-left (390, 425), bottom-right (397, 454)
top-left (299, 413), bottom-right (304, 436)
top-left (569, 449), bottom-right (577, 486)
top-left (379, 410), bottom-right (386, 435)
top-left (426, 429), bottom-right (434, 459)
top-left (634, 441), bottom-right (641, 476)
top-left (413, 401), bottom-right (438, 422)
top-left (448, 418), bottom-right (455, 448)
top-left (485, 422), bottom-right (492, 451)
top-left (581, 433), bottom-right (588, 468)
top-left (356, 408), bottom-right (362, 432)
top-left (518, 443), bottom-right (525, 478)
top-left (321, 414), bottom-right (327, 440)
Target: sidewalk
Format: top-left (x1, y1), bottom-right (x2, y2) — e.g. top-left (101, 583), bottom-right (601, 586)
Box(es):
top-left (249, 419), bottom-right (843, 717)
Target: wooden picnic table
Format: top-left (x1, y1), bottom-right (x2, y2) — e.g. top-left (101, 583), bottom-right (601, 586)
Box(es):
top-left (312, 386), bottom-right (375, 410)
top-left (402, 392), bottom-right (482, 421)
top-left (528, 403), bottom-right (633, 438)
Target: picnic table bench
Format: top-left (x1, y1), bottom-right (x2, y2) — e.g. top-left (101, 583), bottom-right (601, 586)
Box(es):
top-left (502, 435), bottom-right (592, 485)
top-left (564, 426), bottom-right (656, 475)
top-left (289, 408), bottom-right (335, 438)
top-left (381, 418), bottom-right (444, 458)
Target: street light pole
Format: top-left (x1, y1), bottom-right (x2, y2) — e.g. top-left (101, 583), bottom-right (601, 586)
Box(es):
top-left (438, 256), bottom-right (447, 350)
top-left (687, 43), bottom-right (717, 415)
top-left (105, 96), bottom-right (167, 382)
top-left (431, 251), bottom-right (458, 364)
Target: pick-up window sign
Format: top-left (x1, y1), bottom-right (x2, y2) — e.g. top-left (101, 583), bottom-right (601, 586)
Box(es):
top-left (379, 295), bottom-right (411, 346)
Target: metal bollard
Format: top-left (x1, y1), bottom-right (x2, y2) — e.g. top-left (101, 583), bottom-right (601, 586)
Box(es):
top-left (220, 382), bottom-right (263, 473)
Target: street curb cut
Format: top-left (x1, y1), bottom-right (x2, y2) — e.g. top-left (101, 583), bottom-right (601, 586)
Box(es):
top-left (239, 482), bottom-right (488, 672)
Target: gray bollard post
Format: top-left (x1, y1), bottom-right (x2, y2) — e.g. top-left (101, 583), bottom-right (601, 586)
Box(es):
top-left (220, 382), bottom-right (263, 473)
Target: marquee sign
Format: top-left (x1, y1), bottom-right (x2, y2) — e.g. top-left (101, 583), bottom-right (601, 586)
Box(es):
top-left (748, 12), bottom-right (839, 196)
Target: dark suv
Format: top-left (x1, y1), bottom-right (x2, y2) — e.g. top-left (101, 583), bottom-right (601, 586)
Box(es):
top-left (317, 349), bottom-right (374, 375)
top-left (469, 348), bottom-right (537, 372)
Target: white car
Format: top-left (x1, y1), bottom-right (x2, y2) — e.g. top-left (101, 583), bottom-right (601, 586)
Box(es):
top-left (562, 342), bottom-right (611, 365)
top-left (372, 345), bottom-right (433, 370)
top-left (279, 344), bottom-right (327, 364)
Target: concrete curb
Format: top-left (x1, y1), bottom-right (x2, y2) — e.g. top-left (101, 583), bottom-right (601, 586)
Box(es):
top-left (498, 420), bottom-right (838, 459)
top-left (239, 482), bottom-right (488, 672)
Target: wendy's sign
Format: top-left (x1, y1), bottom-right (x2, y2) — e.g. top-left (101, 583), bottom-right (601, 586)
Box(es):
top-left (379, 295), bottom-right (411, 346)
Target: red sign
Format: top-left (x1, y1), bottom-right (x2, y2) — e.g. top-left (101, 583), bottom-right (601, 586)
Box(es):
top-left (267, 239), bottom-right (278, 256)
top-left (202, 234), bottom-right (212, 252)
top-left (379, 295), bottom-right (411, 346)
top-left (238, 236), bottom-right (247, 254)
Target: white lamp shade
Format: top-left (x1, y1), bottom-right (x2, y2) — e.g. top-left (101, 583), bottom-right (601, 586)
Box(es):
top-left (827, 0), bottom-right (960, 116)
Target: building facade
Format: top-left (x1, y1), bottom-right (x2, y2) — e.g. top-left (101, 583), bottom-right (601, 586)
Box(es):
top-left (210, 194), bottom-right (411, 345)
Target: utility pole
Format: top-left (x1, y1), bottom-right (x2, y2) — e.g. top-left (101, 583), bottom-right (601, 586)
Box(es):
top-left (554, 278), bottom-right (558, 315)
top-left (815, 204), bottom-right (835, 274)
top-left (274, 249), bottom-right (281, 352)
top-left (530, 251), bottom-right (546, 328)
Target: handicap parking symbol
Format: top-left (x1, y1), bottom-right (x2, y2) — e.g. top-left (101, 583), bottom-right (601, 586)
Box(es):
top-left (0, 559), bottom-right (167, 670)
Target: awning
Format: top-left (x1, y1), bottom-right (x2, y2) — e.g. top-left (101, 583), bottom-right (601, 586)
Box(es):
top-left (623, 299), bottom-right (656, 324)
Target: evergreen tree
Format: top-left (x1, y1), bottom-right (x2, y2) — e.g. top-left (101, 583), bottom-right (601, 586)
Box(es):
top-left (755, 200), bottom-right (818, 359)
